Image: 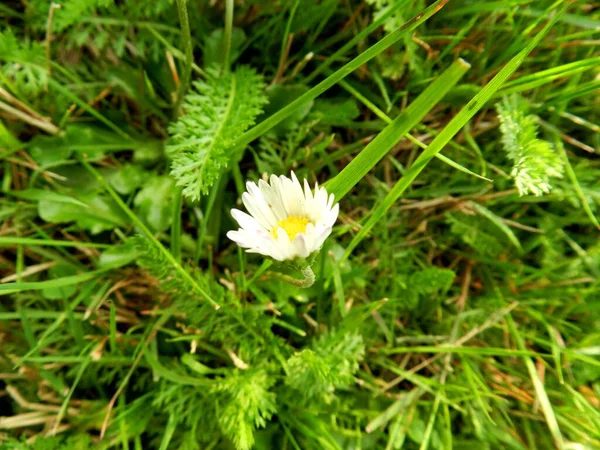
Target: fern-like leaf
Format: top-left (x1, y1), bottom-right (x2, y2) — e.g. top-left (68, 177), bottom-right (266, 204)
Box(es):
top-left (496, 95), bottom-right (564, 196)
top-left (366, 0), bottom-right (404, 32)
top-left (167, 67), bottom-right (267, 200)
top-left (446, 214), bottom-right (504, 257)
top-left (130, 235), bottom-right (222, 306)
top-left (285, 331), bottom-right (364, 400)
top-left (0, 29), bottom-right (47, 97)
top-left (409, 268), bottom-right (455, 295)
top-left (213, 368), bottom-right (277, 450)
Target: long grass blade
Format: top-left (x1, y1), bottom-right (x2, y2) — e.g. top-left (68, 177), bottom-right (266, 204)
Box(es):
top-left (327, 58), bottom-right (471, 200)
top-left (231, 0), bottom-right (451, 150)
top-left (342, 7), bottom-right (565, 260)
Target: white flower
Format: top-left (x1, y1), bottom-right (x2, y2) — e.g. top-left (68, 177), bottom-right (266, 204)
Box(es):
top-left (227, 172), bottom-right (339, 262)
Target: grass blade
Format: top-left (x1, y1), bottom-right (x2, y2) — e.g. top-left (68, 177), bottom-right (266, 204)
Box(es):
top-left (506, 314), bottom-right (565, 449)
top-left (327, 58), bottom-right (471, 200)
top-left (335, 73), bottom-right (491, 185)
top-left (0, 237), bottom-right (111, 248)
top-left (342, 7), bottom-right (565, 260)
top-left (231, 0), bottom-right (451, 150)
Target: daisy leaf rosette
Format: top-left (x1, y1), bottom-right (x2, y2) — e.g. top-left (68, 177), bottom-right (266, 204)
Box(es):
top-left (227, 172), bottom-right (339, 267)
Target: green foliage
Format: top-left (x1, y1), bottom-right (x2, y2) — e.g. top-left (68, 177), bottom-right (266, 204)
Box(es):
top-left (167, 67), bottom-right (268, 200)
top-left (51, 0), bottom-right (114, 32)
top-left (366, 0), bottom-right (406, 33)
top-left (0, 29), bottom-right (47, 97)
top-left (286, 331), bottom-right (365, 399)
top-left (286, 349), bottom-right (334, 397)
top-left (133, 175), bottom-right (176, 232)
top-left (367, 0), bottom-right (427, 78)
top-left (213, 368), bottom-right (277, 450)
top-left (0, 434), bottom-right (94, 450)
top-left (26, 0), bottom-right (177, 59)
top-left (409, 268), bottom-right (455, 295)
top-left (2, 1), bottom-right (600, 449)
top-left (496, 95), bottom-right (564, 196)
top-left (446, 213), bottom-right (506, 257)
top-left (131, 235), bottom-right (209, 304)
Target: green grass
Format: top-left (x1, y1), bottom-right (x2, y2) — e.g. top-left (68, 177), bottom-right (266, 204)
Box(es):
top-left (1, 0), bottom-right (599, 449)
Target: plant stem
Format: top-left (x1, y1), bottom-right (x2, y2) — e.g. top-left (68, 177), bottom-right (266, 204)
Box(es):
top-left (268, 266), bottom-right (315, 288)
top-left (174, 0), bottom-right (192, 119)
top-left (222, 0), bottom-right (234, 74)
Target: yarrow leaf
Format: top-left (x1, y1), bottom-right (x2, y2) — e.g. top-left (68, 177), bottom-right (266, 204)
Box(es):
top-left (167, 67), bottom-right (268, 201)
top-left (285, 331), bottom-right (364, 400)
top-left (496, 95), bottom-right (564, 196)
top-left (213, 368), bottom-right (277, 450)
top-left (0, 29), bottom-right (48, 97)
top-left (446, 214), bottom-right (505, 257)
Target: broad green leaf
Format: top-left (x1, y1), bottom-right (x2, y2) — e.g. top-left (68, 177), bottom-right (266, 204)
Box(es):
top-left (134, 176), bottom-right (176, 233)
top-left (38, 194), bottom-right (128, 234)
top-left (104, 164), bottom-right (148, 195)
top-left (203, 28), bottom-right (246, 68)
top-left (9, 188), bottom-right (89, 207)
top-left (263, 84), bottom-right (313, 134)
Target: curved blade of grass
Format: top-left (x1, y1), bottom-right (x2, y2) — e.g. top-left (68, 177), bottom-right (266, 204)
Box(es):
top-left (0, 269), bottom-right (110, 295)
top-left (48, 79), bottom-right (131, 141)
top-left (336, 76), bottom-right (492, 183)
top-left (304, 0), bottom-right (413, 84)
top-left (498, 56), bottom-right (600, 96)
top-left (469, 202), bottom-right (523, 252)
top-left (518, 7), bottom-right (600, 29)
top-left (342, 7), bottom-right (565, 260)
top-left (173, 0), bottom-right (193, 118)
top-left (327, 58), bottom-right (472, 200)
top-left (231, 0), bottom-right (451, 150)
top-left (556, 140), bottom-right (600, 229)
top-left (171, 187), bottom-right (183, 263)
top-left (0, 237), bottom-right (111, 248)
top-left (143, 348), bottom-right (210, 386)
top-left (506, 314), bottom-right (565, 449)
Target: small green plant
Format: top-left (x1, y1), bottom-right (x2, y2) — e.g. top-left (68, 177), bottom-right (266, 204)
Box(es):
top-left (167, 67), bottom-right (267, 200)
top-left (496, 94), bottom-right (564, 196)
top-left (1, 1), bottom-right (599, 449)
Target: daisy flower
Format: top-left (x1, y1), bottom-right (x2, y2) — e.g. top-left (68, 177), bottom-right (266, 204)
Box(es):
top-left (227, 172), bottom-right (339, 264)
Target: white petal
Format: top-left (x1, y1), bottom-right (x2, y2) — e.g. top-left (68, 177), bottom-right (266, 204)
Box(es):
top-left (276, 227), bottom-right (295, 260)
top-left (302, 222), bottom-right (318, 254)
top-left (325, 203), bottom-right (339, 227)
top-left (292, 233), bottom-right (310, 258)
top-left (281, 173), bottom-right (305, 217)
top-left (231, 209), bottom-right (267, 233)
top-left (246, 182), bottom-right (278, 228)
top-left (303, 179), bottom-right (314, 204)
top-left (313, 225), bottom-right (332, 250)
top-left (242, 192), bottom-right (274, 230)
top-left (259, 179), bottom-right (286, 220)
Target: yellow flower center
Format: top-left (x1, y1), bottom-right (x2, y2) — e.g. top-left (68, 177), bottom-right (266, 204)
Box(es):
top-left (271, 216), bottom-right (311, 240)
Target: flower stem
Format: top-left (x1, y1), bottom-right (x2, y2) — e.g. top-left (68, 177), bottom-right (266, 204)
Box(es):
top-left (222, 0), bottom-right (234, 74)
top-left (174, 0), bottom-right (192, 119)
top-left (268, 266), bottom-right (315, 288)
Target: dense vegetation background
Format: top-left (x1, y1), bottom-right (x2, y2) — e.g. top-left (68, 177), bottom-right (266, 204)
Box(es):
top-left (1, 0), bottom-right (599, 449)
